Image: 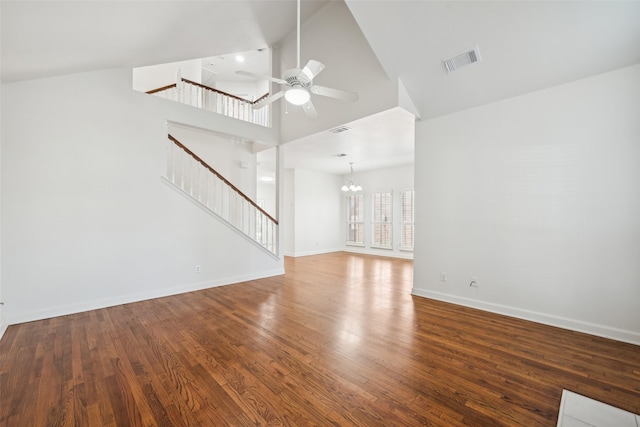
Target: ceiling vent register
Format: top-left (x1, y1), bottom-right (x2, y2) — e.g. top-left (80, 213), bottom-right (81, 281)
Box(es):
top-left (329, 126), bottom-right (352, 134)
top-left (443, 45), bottom-right (482, 73)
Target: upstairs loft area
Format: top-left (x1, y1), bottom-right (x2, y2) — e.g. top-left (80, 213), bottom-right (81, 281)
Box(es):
top-left (133, 48), bottom-right (273, 127)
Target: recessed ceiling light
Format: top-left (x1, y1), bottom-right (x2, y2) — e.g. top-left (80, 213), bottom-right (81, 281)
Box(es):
top-left (235, 55), bottom-right (245, 63)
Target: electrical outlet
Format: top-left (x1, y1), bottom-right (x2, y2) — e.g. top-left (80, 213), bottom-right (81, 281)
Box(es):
top-left (440, 272), bottom-right (447, 282)
top-left (195, 265), bottom-right (201, 273)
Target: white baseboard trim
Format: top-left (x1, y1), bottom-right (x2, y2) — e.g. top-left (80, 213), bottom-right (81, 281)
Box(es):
top-left (344, 247), bottom-right (414, 260)
top-left (6, 268), bottom-right (285, 327)
top-left (412, 288), bottom-right (640, 346)
top-left (0, 323), bottom-right (7, 342)
top-left (289, 248), bottom-right (343, 258)
top-left (286, 248), bottom-right (414, 260)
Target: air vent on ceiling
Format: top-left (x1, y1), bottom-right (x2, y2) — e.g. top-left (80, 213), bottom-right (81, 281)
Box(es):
top-left (329, 126), bottom-right (351, 134)
top-left (443, 45), bottom-right (481, 73)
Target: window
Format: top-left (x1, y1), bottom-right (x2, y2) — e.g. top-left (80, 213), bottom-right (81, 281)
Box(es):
top-left (400, 189), bottom-right (414, 251)
top-left (372, 191), bottom-right (392, 249)
top-left (346, 194), bottom-right (364, 246)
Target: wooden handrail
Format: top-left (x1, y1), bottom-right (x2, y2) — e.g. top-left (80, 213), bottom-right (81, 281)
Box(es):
top-left (168, 134), bottom-right (278, 225)
top-left (253, 92), bottom-right (270, 104)
top-left (181, 78), bottom-right (249, 103)
top-left (147, 79), bottom-right (268, 105)
top-left (147, 82), bottom-right (176, 95)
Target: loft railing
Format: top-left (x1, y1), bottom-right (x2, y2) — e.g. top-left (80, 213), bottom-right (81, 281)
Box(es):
top-left (164, 134), bottom-right (278, 256)
top-left (148, 79), bottom-right (270, 127)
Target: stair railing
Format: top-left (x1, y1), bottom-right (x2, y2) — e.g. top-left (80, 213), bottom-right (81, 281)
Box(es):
top-left (148, 79), bottom-right (270, 127)
top-left (165, 134), bottom-right (278, 256)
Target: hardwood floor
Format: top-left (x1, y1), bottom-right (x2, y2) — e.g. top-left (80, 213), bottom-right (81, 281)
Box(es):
top-left (1, 252), bottom-right (639, 426)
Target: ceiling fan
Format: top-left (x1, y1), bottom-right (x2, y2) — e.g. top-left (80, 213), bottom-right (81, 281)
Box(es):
top-left (235, 0), bottom-right (358, 119)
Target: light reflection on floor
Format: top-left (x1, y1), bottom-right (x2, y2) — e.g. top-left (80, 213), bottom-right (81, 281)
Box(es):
top-left (337, 254), bottom-right (415, 355)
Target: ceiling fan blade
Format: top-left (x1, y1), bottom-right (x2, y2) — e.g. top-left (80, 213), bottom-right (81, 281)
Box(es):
top-left (235, 70), bottom-right (287, 86)
top-left (301, 99), bottom-right (318, 120)
top-left (310, 85), bottom-right (359, 102)
top-left (300, 60), bottom-right (326, 80)
top-left (253, 91), bottom-right (285, 109)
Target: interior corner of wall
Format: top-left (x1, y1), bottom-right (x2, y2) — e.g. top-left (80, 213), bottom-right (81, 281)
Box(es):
top-left (398, 78), bottom-right (421, 120)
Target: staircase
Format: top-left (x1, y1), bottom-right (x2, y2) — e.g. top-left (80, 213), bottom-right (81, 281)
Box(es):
top-left (148, 79), bottom-right (271, 127)
top-left (163, 135), bottom-right (278, 257)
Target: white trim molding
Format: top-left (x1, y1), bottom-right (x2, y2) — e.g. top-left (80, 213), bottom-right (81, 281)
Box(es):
top-left (6, 268), bottom-right (285, 327)
top-left (412, 289), bottom-right (640, 346)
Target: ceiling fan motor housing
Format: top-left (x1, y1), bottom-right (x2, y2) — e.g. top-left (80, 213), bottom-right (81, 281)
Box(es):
top-left (283, 68), bottom-right (312, 88)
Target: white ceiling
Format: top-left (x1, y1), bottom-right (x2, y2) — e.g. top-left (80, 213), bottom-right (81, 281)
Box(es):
top-left (200, 48), bottom-right (271, 87)
top-left (0, 1), bottom-right (329, 82)
top-left (3, 1), bottom-right (640, 176)
top-left (346, 0), bottom-right (640, 119)
top-left (282, 107), bottom-right (415, 175)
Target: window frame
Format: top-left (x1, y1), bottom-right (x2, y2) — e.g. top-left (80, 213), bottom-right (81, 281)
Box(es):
top-left (371, 190), bottom-right (393, 249)
top-left (400, 189), bottom-right (415, 251)
top-left (346, 193), bottom-right (365, 247)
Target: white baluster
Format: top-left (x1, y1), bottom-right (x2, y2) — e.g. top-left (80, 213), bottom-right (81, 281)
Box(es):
top-left (187, 156), bottom-right (193, 196)
top-left (211, 175), bottom-right (217, 214)
top-left (195, 161), bottom-right (200, 199)
top-left (203, 169), bottom-right (209, 208)
top-left (166, 140), bottom-right (173, 182)
top-left (222, 184), bottom-right (229, 221)
top-left (179, 149), bottom-right (186, 190)
top-left (206, 90), bottom-right (212, 112)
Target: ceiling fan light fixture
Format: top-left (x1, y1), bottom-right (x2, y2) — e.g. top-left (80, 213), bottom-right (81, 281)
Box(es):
top-left (285, 86), bottom-right (310, 105)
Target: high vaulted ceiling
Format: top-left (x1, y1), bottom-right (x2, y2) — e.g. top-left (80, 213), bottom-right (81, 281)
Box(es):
top-left (346, 0), bottom-right (640, 119)
top-left (0, 1), bottom-right (329, 83)
top-left (3, 1), bottom-right (640, 174)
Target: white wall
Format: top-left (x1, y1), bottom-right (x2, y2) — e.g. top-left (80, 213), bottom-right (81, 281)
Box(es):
top-left (413, 63), bottom-right (640, 345)
top-left (283, 169), bottom-right (296, 256)
top-left (0, 59), bottom-right (4, 339)
top-left (257, 181), bottom-right (277, 217)
top-left (285, 168), bottom-right (343, 257)
top-left (1, 67), bottom-right (283, 326)
top-left (342, 164), bottom-right (414, 259)
top-left (256, 146), bottom-right (278, 218)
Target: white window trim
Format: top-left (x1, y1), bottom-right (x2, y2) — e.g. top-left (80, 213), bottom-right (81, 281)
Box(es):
top-left (371, 190), bottom-right (393, 250)
top-left (400, 188), bottom-right (414, 252)
top-left (346, 193), bottom-right (365, 246)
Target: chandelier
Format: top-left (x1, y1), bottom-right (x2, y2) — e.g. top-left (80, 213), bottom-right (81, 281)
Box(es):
top-left (341, 162), bottom-right (362, 192)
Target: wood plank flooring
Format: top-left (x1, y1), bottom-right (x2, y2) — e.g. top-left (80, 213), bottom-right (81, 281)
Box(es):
top-left (1, 252), bottom-right (639, 426)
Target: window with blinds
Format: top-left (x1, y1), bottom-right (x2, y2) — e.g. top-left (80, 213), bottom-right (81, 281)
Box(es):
top-left (400, 189), bottom-right (414, 251)
top-left (372, 191), bottom-right (392, 249)
top-left (346, 194), bottom-right (364, 246)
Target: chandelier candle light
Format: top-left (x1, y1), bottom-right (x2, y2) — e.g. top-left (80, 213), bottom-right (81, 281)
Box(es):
top-left (341, 162), bottom-right (362, 192)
